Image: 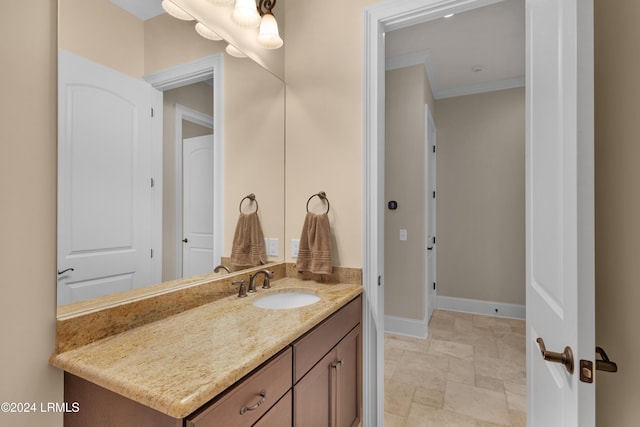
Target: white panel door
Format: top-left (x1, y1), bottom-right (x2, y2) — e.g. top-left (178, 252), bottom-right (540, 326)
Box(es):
top-left (182, 135), bottom-right (214, 277)
top-left (526, 0), bottom-right (594, 425)
top-left (425, 104), bottom-right (437, 324)
top-left (57, 50), bottom-right (160, 305)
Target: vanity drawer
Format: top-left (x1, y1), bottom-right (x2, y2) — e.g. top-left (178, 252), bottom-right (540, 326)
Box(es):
top-left (186, 347), bottom-right (292, 427)
top-left (292, 296), bottom-right (362, 383)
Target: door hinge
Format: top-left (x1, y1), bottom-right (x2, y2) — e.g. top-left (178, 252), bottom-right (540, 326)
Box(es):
top-left (433, 236), bottom-right (436, 244)
top-left (378, 275), bottom-right (382, 287)
top-left (433, 282), bottom-right (436, 290)
top-left (150, 177), bottom-right (155, 188)
top-left (432, 145), bottom-right (436, 153)
top-left (432, 191), bottom-right (436, 199)
top-left (150, 248), bottom-right (154, 258)
top-left (151, 107), bottom-right (154, 117)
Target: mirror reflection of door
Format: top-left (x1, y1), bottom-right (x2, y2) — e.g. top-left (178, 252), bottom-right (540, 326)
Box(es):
top-left (182, 135), bottom-right (214, 277)
top-left (57, 51), bottom-right (161, 306)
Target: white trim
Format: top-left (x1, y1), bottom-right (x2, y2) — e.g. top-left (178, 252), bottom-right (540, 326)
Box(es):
top-left (385, 315), bottom-right (428, 339)
top-left (150, 90), bottom-right (164, 285)
top-left (363, 1), bottom-right (509, 425)
top-left (174, 105), bottom-right (214, 279)
top-left (436, 295), bottom-right (526, 320)
top-left (437, 76), bottom-right (525, 99)
top-left (144, 53), bottom-right (225, 279)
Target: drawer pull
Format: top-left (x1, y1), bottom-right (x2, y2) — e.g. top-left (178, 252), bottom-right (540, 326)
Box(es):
top-left (240, 389), bottom-right (267, 415)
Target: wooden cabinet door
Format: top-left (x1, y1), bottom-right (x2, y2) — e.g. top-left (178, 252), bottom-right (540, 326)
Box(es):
top-left (293, 349), bottom-right (336, 427)
top-left (335, 326), bottom-right (361, 427)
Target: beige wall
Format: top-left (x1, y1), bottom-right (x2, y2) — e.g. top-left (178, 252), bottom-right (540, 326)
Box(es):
top-left (384, 65), bottom-right (434, 320)
top-left (435, 88), bottom-right (525, 305)
top-left (162, 82), bottom-right (214, 280)
top-left (223, 56), bottom-right (286, 261)
top-left (594, 0), bottom-right (640, 424)
top-left (284, 0), bottom-right (377, 267)
top-left (0, 1), bottom-right (63, 426)
top-left (59, 0), bottom-right (144, 78)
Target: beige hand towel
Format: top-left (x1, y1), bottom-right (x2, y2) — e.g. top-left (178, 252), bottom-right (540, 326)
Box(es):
top-left (230, 212), bottom-right (267, 268)
top-left (296, 212), bottom-right (333, 274)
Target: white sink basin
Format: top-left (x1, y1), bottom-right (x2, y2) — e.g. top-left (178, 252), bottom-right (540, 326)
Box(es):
top-left (252, 291), bottom-right (320, 309)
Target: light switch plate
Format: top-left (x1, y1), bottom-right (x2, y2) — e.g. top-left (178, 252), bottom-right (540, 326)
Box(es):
top-left (400, 229), bottom-right (408, 241)
top-left (268, 238), bottom-right (279, 256)
top-left (291, 239), bottom-right (300, 258)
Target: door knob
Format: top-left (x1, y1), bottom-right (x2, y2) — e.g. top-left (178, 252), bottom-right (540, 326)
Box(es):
top-left (536, 337), bottom-right (574, 375)
top-left (182, 238), bottom-right (188, 243)
top-left (595, 346), bottom-right (618, 373)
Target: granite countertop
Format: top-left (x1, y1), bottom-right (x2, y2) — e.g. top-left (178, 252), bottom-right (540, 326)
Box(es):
top-left (49, 278), bottom-right (362, 419)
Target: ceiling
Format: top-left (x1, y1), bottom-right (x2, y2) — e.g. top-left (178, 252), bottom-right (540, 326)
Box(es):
top-left (385, 0), bottom-right (525, 99)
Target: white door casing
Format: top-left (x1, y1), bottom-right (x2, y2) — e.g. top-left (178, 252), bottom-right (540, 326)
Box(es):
top-left (425, 104), bottom-right (437, 323)
top-left (364, 0), bottom-right (594, 425)
top-left (526, 0), bottom-right (595, 426)
top-left (182, 135), bottom-right (215, 277)
top-left (57, 50), bottom-right (162, 305)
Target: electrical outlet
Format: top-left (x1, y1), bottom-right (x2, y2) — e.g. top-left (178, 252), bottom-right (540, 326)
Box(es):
top-left (291, 239), bottom-right (300, 258)
top-left (268, 238), bottom-right (279, 257)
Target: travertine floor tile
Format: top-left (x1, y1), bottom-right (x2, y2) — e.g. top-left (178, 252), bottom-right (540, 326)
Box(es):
top-left (385, 310), bottom-right (526, 427)
top-left (444, 381), bottom-right (511, 426)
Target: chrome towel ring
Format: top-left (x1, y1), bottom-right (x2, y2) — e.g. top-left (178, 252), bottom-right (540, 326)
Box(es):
top-left (306, 191), bottom-right (330, 214)
top-left (239, 193), bottom-right (258, 213)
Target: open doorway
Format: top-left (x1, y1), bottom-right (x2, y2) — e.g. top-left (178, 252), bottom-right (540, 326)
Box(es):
top-left (381, 0), bottom-right (526, 424)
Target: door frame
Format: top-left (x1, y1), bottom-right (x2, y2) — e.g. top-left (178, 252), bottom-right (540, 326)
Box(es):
top-left (144, 53), bottom-right (225, 279)
top-left (363, 0), bottom-right (517, 424)
top-left (174, 105), bottom-right (214, 278)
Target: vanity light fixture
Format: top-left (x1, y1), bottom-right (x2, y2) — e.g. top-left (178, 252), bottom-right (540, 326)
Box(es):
top-left (195, 22), bottom-right (223, 40)
top-left (167, 0), bottom-right (284, 51)
top-left (161, 0), bottom-right (194, 21)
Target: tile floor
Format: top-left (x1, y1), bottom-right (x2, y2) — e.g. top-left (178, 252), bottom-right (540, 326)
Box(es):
top-left (384, 310), bottom-right (526, 427)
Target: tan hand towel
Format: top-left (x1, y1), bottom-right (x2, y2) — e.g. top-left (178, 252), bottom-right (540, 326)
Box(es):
top-left (230, 212), bottom-right (267, 268)
top-left (296, 212), bottom-right (333, 274)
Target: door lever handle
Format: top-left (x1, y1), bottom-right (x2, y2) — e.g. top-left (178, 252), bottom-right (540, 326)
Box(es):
top-left (536, 337), bottom-right (574, 375)
top-left (57, 268), bottom-right (75, 275)
top-left (595, 346), bottom-right (618, 373)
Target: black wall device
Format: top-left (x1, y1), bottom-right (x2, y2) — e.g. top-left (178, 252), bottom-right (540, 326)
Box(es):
top-left (388, 200), bottom-right (398, 210)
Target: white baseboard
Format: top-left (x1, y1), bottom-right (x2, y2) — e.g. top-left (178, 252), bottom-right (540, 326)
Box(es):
top-left (436, 296), bottom-right (525, 320)
top-left (384, 315), bottom-right (428, 339)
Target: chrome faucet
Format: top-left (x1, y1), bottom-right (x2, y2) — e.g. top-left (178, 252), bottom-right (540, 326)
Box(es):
top-left (249, 269), bottom-right (274, 292)
top-left (214, 264), bottom-right (231, 273)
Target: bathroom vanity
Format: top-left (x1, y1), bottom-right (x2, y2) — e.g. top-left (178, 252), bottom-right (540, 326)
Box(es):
top-left (50, 266), bottom-right (362, 427)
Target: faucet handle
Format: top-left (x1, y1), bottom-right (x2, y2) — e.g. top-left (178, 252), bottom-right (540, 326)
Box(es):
top-left (232, 280), bottom-right (247, 298)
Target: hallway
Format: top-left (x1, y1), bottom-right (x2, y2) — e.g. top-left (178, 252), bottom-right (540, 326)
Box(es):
top-left (384, 310), bottom-right (526, 426)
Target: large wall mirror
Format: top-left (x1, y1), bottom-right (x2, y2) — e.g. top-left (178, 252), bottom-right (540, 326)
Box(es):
top-left (56, 0), bottom-right (285, 311)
